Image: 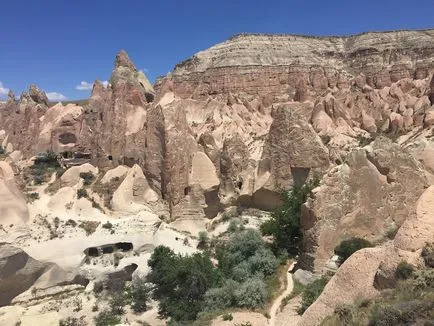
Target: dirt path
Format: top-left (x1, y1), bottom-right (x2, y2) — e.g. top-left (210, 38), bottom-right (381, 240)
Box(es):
top-left (268, 261), bottom-right (297, 326)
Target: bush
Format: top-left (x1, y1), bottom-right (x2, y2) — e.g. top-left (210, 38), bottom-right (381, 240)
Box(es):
top-left (109, 292), bottom-right (129, 315)
top-left (421, 243), bottom-right (434, 268)
top-left (80, 171), bottom-right (95, 186)
top-left (222, 313), bottom-right (233, 321)
top-left (77, 188), bottom-right (88, 199)
top-left (59, 317), bottom-right (86, 326)
top-left (334, 304), bottom-right (354, 323)
top-left (260, 178), bottom-right (319, 255)
top-left (27, 192), bottom-right (40, 201)
top-left (334, 237), bottom-right (374, 264)
top-left (0, 145), bottom-right (5, 155)
top-left (203, 279), bottom-right (239, 312)
top-left (227, 219), bottom-right (244, 233)
top-left (94, 310), bottom-right (121, 326)
top-left (234, 277), bottom-right (268, 308)
top-left (147, 246), bottom-right (216, 322)
top-left (299, 276), bottom-right (329, 314)
top-left (197, 231), bottom-right (210, 249)
top-left (130, 275), bottom-right (152, 313)
top-left (395, 261), bottom-right (414, 280)
top-left (34, 151), bottom-right (60, 167)
top-left (102, 221), bottom-right (113, 229)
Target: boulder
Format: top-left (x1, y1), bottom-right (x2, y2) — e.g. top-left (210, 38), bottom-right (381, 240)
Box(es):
top-left (0, 244), bottom-right (50, 306)
top-left (60, 163), bottom-right (99, 187)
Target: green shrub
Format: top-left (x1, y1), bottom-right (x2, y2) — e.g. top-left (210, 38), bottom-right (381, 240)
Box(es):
top-left (147, 246), bottom-right (216, 322)
top-left (27, 192), bottom-right (40, 201)
top-left (299, 276), bottom-right (329, 314)
top-left (197, 231), bottom-right (210, 249)
top-left (79, 171), bottom-right (95, 186)
top-left (77, 188), bottom-right (88, 199)
top-left (222, 313), bottom-right (233, 321)
top-left (334, 238), bottom-right (374, 264)
top-left (227, 219), bottom-right (244, 233)
top-left (203, 279), bottom-right (239, 312)
top-left (130, 275), bottom-right (152, 313)
top-left (94, 310), bottom-right (121, 326)
top-left (109, 291), bottom-right (129, 315)
top-left (334, 304), bottom-right (354, 323)
top-left (34, 151), bottom-right (59, 167)
top-left (59, 317), bottom-right (86, 326)
top-left (234, 277), bottom-right (267, 308)
top-left (421, 243), bottom-right (434, 268)
top-left (102, 221), bottom-right (113, 229)
top-left (395, 261), bottom-right (414, 280)
top-left (260, 178), bottom-right (319, 255)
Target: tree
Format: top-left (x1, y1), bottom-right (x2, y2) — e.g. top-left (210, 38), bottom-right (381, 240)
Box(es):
top-left (334, 238), bottom-right (373, 264)
top-left (299, 276), bottom-right (329, 314)
top-left (147, 246), bottom-right (216, 322)
top-left (260, 178), bottom-right (319, 255)
top-left (131, 275), bottom-right (152, 313)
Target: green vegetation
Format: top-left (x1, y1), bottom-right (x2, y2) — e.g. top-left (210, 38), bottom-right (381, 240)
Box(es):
top-left (395, 261), bottom-right (414, 280)
top-left (79, 171), bottom-right (95, 186)
top-left (221, 313), bottom-right (233, 321)
top-left (27, 192), bottom-right (40, 201)
top-left (59, 317), bottom-right (86, 326)
top-left (30, 151), bottom-right (62, 185)
top-left (78, 220), bottom-right (100, 236)
top-left (130, 275), bottom-right (152, 313)
top-left (77, 188), bottom-right (88, 199)
top-left (299, 276), bottom-right (329, 314)
top-left (260, 178), bottom-right (319, 255)
top-left (147, 228), bottom-right (281, 324)
top-left (102, 221), bottom-right (113, 229)
top-left (197, 231), bottom-right (210, 249)
top-left (334, 238), bottom-right (373, 265)
top-left (94, 310), bottom-right (121, 326)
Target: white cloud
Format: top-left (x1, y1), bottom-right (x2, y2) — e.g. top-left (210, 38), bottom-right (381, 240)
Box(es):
top-left (76, 81), bottom-right (93, 91)
top-left (46, 92), bottom-right (67, 101)
top-left (76, 80), bottom-right (109, 90)
top-left (0, 81), bottom-right (9, 96)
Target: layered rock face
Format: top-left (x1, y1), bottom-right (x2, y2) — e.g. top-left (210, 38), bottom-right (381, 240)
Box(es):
top-left (162, 30), bottom-right (434, 98)
top-left (299, 137), bottom-right (427, 272)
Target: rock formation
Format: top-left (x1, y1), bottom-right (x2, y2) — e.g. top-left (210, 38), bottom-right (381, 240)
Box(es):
top-left (0, 28), bottom-right (433, 326)
top-left (161, 30), bottom-right (434, 99)
top-left (300, 137), bottom-right (427, 272)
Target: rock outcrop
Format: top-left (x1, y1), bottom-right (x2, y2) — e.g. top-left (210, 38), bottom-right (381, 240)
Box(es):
top-left (162, 30), bottom-right (434, 98)
top-left (299, 137), bottom-right (427, 272)
top-left (298, 184), bottom-right (434, 326)
top-left (0, 162), bottom-right (28, 225)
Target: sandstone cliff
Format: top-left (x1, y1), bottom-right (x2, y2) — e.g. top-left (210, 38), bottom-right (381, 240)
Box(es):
top-left (160, 30), bottom-right (434, 98)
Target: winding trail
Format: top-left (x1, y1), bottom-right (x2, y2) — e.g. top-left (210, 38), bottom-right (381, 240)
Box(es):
top-left (269, 261), bottom-right (297, 326)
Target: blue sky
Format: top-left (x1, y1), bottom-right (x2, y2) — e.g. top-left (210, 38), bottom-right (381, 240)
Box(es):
top-left (1, 0), bottom-right (433, 101)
